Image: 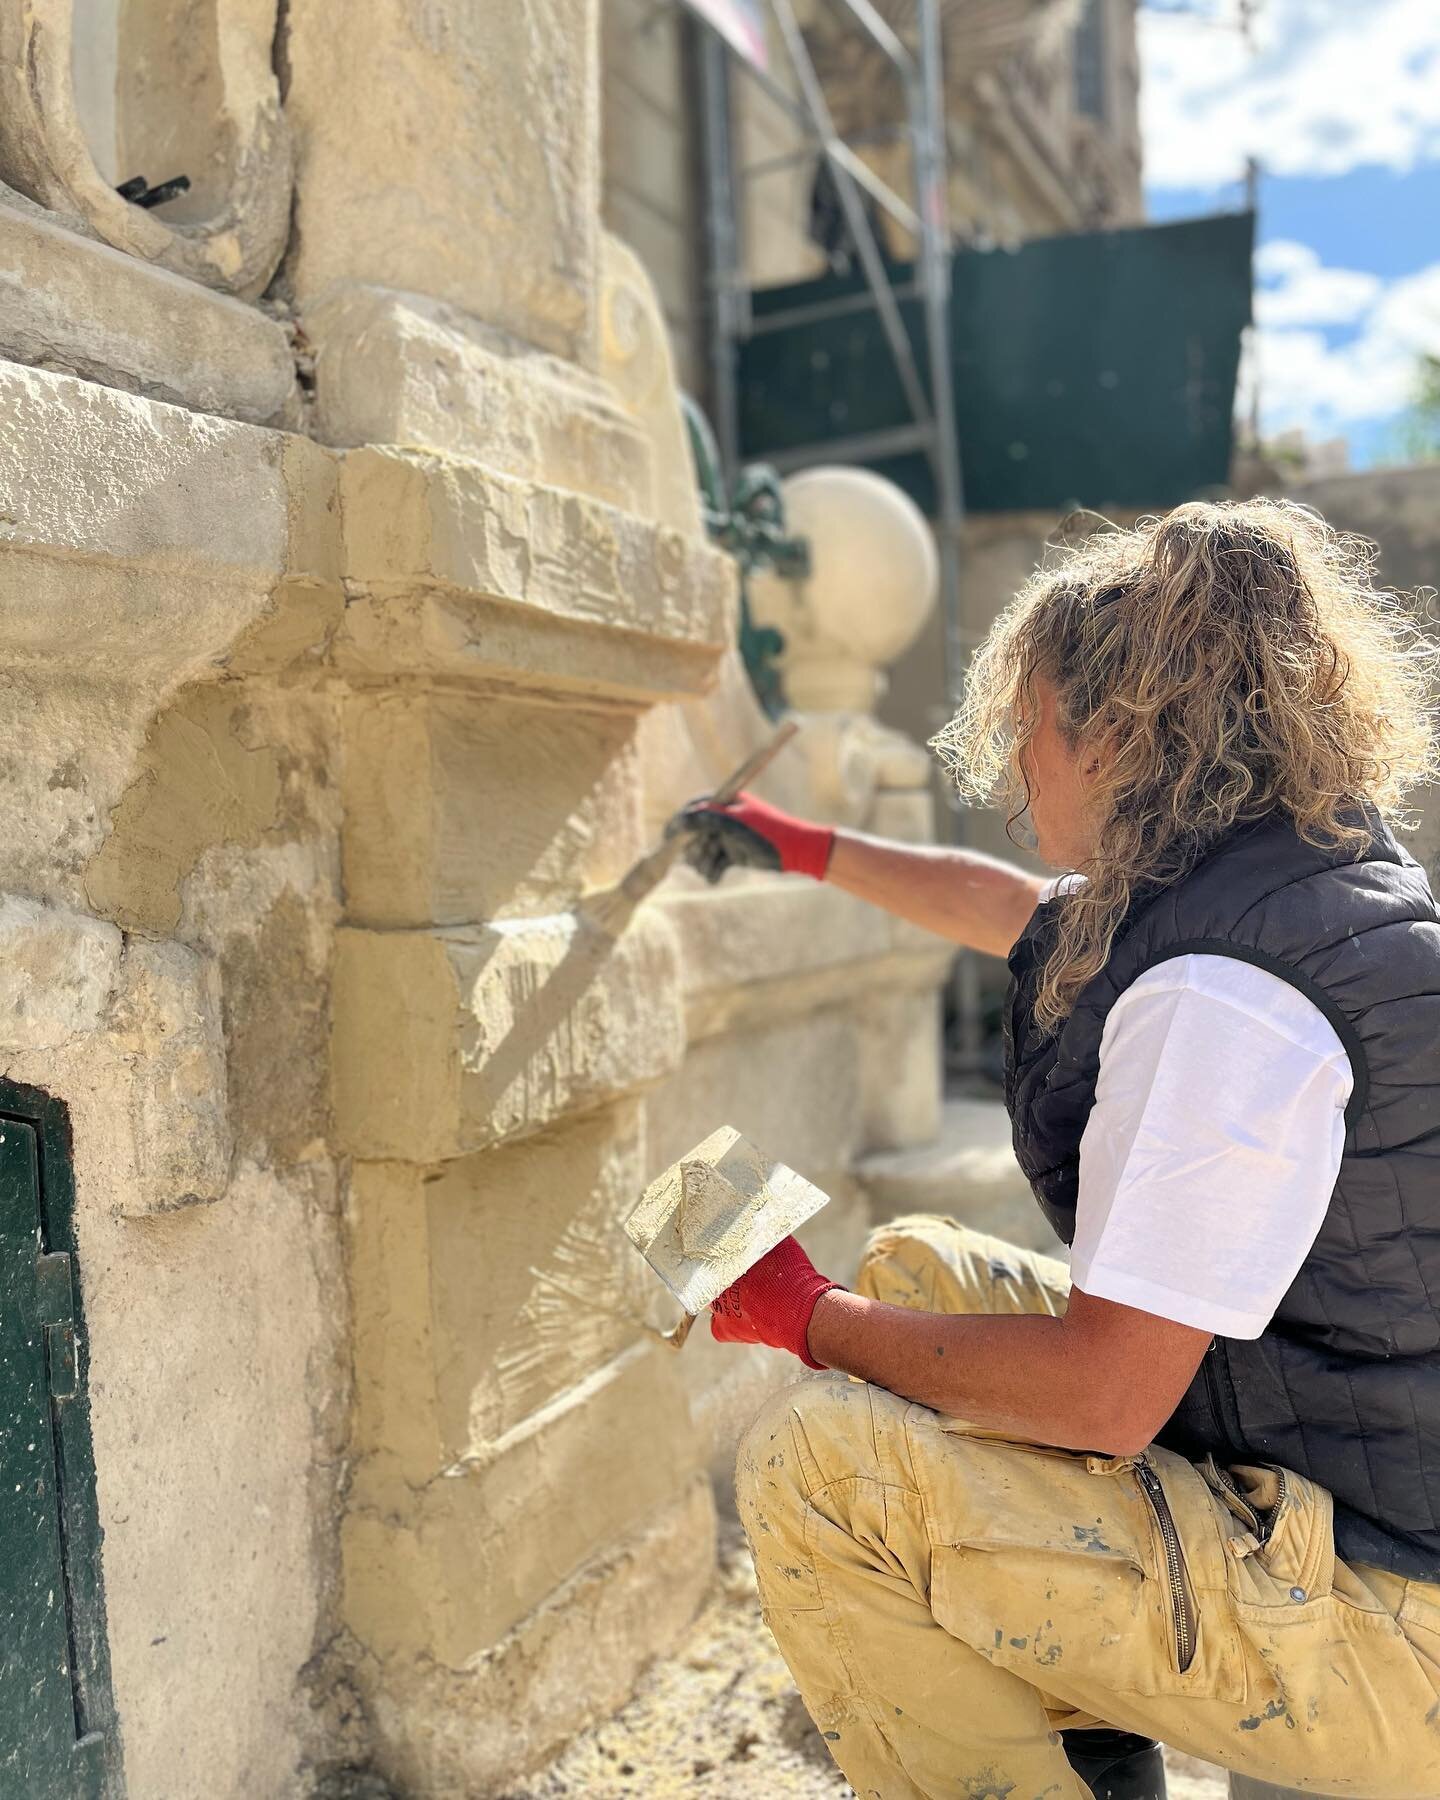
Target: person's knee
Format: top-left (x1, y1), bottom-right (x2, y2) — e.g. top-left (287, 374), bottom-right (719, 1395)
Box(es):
top-left (735, 1378), bottom-right (816, 1507)
top-left (857, 1212), bottom-right (978, 1303)
top-left (734, 1373), bottom-right (871, 1528)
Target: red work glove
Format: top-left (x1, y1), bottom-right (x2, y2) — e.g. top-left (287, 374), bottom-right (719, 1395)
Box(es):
top-left (665, 790), bottom-right (835, 884)
top-left (710, 1235), bottom-right (843, 1369)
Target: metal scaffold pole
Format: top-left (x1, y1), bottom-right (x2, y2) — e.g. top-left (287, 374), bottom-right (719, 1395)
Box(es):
top-left (909, 0), bottom-right (982, 1069)
top-left (699, 23), bottom-right (744, 481)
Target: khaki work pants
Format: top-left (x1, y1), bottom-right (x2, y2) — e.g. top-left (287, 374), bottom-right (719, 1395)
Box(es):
top-left (735, 1216), bottom-right (1440, 1799)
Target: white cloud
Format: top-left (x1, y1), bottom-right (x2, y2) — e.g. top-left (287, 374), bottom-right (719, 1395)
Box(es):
top-left (1253, 240), bottom-right (1382, 327)
top-left (1141, 0), bottom-right (1440, 191)
top-left (1245, 256), bottom-right (1440, 439)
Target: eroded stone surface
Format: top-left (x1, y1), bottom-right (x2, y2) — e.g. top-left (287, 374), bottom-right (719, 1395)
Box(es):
top-left (0, 0), bottom-right (293, 296)
top-left (0, 895), bottom-right (120, 1048)
top-left (341, 690), bottom-right (643, 929)
top-left (0, 202), bottom-right (299, 425)
top-left (332, 910), bottom-right (684, 1162)
top-left (106, 936), bottom-right (232, 1212)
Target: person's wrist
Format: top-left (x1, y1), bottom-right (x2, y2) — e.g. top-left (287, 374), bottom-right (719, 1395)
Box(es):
top-left (801, 1283), bottom-right (846, 1368)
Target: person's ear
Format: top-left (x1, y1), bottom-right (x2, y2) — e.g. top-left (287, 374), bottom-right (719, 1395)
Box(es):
top-left (1076, 727), bottom-right (1112, 787)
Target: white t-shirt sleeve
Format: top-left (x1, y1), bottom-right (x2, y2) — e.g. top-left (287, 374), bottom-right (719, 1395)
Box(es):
top-left (1069, 954), bottom-right (1353, 1340)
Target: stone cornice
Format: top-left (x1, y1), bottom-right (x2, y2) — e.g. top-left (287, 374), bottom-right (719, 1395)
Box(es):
top-left (332, 447), bottom-right (735, 704)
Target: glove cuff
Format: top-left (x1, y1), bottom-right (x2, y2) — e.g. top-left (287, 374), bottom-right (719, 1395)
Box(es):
top-left (797, 1281), bottom-right (845, 1369)
top-left (786, 822), bottom-right (836, 882)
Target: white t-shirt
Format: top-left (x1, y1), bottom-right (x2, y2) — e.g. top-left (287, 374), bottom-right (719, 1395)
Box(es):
top-left (1036, 880), bottom-right (1354, 1339)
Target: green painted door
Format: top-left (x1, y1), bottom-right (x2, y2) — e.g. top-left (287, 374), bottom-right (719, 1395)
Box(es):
top-left (0, 1096), bottom-right (121, 1798)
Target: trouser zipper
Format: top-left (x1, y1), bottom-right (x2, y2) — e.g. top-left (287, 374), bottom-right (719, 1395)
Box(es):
top-left (1137, 1459), bottom-right (1197, 1673)
top-left (1206, 1455), bottom-right (1286, 1542)
top-left (1207, 1458), bottom-right (1262, 1534)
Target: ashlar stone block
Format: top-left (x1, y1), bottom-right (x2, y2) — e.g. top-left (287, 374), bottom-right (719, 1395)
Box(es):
top-left (340, 691), bottom-right (643, 929)
top-left (306, 287), bottom-right (651, 515)
top-left (358, 1476), bottom-right (715, 1799)
top-left (0, 202), bottom-right (299, 426)
top-left (342, 1341), bottom-right (700, 1665)
top-left (332, 909), bottom-right (683, 1162)
top-left (423, 1105), bottom-right (652, 1460)
top-left (333, 447), bottom-right (734, 704)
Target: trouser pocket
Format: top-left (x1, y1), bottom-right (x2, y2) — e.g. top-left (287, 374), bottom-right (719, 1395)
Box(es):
top-left (915, 1419), bottom-right (1247, 1701)
top-left (1202, 1459), bottom-right (1337, 1611)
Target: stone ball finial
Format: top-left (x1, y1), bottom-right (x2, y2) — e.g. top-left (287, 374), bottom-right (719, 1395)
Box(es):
top-left (747, 466), bottom-right (938, 713)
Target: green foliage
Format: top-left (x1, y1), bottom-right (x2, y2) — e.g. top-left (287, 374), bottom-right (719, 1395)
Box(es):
top-left (1387, 353), bottom-right (1440, 465)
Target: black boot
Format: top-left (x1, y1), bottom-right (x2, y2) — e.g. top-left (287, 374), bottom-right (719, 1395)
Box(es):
top-left (1061, 1728), bottom-right (1167, 1800)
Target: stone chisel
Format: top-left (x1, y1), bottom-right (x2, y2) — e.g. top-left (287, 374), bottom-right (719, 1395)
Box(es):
top-left (581, 719), bottom-right (799, 941)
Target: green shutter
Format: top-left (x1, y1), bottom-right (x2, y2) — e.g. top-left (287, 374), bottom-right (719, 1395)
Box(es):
top-left (0, 1084), bottom-right (122, 1798)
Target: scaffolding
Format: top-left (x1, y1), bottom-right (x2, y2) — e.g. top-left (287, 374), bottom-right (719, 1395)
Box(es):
top-left (695, 0), bottom-right (967, 711)
top-left (693, 0), bottom-right (982, 1065)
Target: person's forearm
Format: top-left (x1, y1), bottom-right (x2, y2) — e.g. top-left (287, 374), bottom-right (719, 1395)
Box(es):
top-left (826, 830), bottom-right (1045, 957)
top-left (807, 1291), bottom-right (1143, 1454)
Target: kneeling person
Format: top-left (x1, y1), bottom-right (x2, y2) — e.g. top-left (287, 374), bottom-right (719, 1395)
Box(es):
top-left (674, 500), bottom-right (1440, 1800)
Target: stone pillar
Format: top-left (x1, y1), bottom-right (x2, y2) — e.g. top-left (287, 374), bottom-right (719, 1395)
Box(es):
top-left (264, 5), bottom-right (736, 1787)
top-left (282, 0), bottom-right (659, 517)
top-left (320, 341), bottom-right (735, 1793)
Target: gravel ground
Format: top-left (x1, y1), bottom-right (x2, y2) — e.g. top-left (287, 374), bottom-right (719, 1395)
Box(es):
top-left (507, 1513), bottom-right (1230, 1800)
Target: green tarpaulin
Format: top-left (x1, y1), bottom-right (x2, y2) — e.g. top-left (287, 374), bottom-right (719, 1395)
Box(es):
top-left (738, 211), bottom-right (1255, 515)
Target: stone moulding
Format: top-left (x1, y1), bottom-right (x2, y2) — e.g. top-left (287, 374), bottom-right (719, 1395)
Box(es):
top-left (333, 446), bottom-right (736, 704)
top-left (0, 0), bottom-right (292, 298)
top-left (0, 201), bottom-right (299, 426)
top-left (305, 285), bottom-right (654, 516)
top-left (660, 881), bottom-right (955, 1042)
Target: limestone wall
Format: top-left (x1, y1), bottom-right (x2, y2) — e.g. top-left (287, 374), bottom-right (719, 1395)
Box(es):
top-left (0, 4), bottom-right (952, 1795)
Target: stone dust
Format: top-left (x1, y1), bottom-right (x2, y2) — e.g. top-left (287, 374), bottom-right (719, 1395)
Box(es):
top-left (505, 1512), bottom-right (1230, 1800)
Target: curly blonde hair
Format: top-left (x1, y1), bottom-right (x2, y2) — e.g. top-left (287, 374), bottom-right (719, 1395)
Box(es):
top-left (932, 498), bottom-right (1440, 1033)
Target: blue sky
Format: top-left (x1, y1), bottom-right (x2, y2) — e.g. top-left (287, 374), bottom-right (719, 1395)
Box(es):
top-left (1139, 0), bottom-right (1440, 466)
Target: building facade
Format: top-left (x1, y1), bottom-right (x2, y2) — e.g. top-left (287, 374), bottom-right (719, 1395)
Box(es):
top-left (0, 2), bottom-right (952, 1794)
top-left (601, 0), bottom-right (1144, 400)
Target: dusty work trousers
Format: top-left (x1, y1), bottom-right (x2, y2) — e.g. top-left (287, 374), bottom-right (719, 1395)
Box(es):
top-left (735, 1216), bottom-right (1440, 1799)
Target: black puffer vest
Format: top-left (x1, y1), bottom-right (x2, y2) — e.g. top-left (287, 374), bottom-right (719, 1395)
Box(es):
top-left (1005, 810), bottom-right (1440, 1577)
